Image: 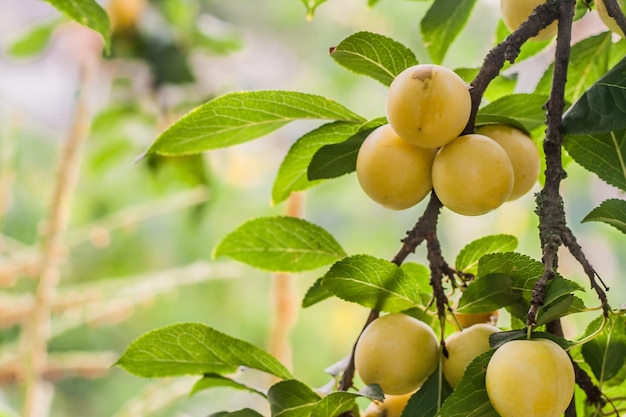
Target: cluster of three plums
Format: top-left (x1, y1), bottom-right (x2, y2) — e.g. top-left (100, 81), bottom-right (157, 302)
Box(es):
top-left (356, 64), bottom-right (540, 216)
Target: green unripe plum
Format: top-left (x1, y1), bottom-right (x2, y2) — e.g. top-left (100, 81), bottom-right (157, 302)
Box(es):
top-left (363, 392), bottom-right (414, 417)
top-left (596, 0), bottom-right (626, 37)
top-left (500, 0), bottom-right (558, 41)
top-left (432, 134), bottom-right (514, 216)
top-left (355, 313), bottom-right (439, 395)
top-left (442, 323), bottom-right (500, 388)
top-left (475, 124), bottom-right (540, 201)
top-left (356, 124), bottom-right (436, 210)
top-left (385, 64), bottom-right (471, 149)
top-left (486, 339), bottom-right (575, 417)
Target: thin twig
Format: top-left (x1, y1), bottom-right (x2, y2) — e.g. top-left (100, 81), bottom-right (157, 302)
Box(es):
top-left (21, 58), bottom-right (97, 417)
top-left (602, 0), bottom-right (626, 36)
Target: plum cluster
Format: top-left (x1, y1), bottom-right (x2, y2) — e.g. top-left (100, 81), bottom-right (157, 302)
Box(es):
top-left (356, 64), bottom-right (540, 216)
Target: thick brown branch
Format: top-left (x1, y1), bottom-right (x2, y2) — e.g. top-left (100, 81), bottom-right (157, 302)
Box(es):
top-left (602, 0), bottom-right (626, 36)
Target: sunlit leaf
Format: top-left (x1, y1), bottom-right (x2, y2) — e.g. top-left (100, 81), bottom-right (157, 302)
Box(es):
top-left (116, 323), bottom-right (292, 379)
top-left (420, 0), bottom-right (477, 64)
top-left (582, 315), bottom-right (626, 384)
top-left (146, 91), bottom-right (364, 156)
top-left (311, 388), bottom-right (382, 417)
top-left (302, 277), bottom-right (333, 308)
top-left (456, 273), bottom-right (520, 313)
top-left (191, 373), bottom-right (267, 397)
top-left (330, 31), bottom-right (417, 86)
top-left (475, 94), bottom-right (549, 134)
top-left (210, 409), bottom-right (265, 417)
top-left (268, 380), bottom-right (321, 417)
top-left (535, 294), bottom-right (587, 326)
top-left (7, 18), bottom-right (59, 58)
top-left (455, 235), bottom-right (518, 275)
top-left (582, 198), bottom-right (626, 233)
top-left (44, 0), bottom-right (110, 52)
top-left (214, 216), bottom-right (346, 272)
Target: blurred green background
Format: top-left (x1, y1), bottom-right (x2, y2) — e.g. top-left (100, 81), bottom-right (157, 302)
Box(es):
top-left (0, 0), bottom-right (624, 416)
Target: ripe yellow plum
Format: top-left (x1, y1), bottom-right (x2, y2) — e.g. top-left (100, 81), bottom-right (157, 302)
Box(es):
top-left (476, 124), bottom-right (540, 201)
top-left (385, 64), bottom-right (471, 149)
top-left (354, 313), bottom-right (439, 395)
top-left (451, 294), bottom-right (499, 329)
top-left (432, 134), bottom-right (514, 216)
top-left (486, 339), bottom-right (575, 417)
top-left (442, 323), bottom-right (500, 388)
top-left (596, 0), bottom-right (626, 37)
top-left (500, 0), bottom-right (558, 41)
top-left (356, 124), bottom-right (436, 210)
top-left (108, 0), bottom-right (147, 32)
top-left (363, 392), bottom-right (414, 417)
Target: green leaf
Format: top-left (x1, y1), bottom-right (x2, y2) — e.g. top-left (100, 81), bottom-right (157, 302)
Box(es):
top-left (307, 118), bottom-right (386, 181)
top-left (116, 323), bottom-right (292, 379)
top-left (214, 216), bottom-right (346, 272)
top-left (146, 91), bottom-right (364, 156)
top-left (329, 31), bottom-right (418, 86)
top-left (299, 0), bottom-right (328, 19)
top-left (582, 314), bottom-right (626, 384)
top-left (321, 255), bottom-right (428, 313)
top-left (455, 235), bottom-right (518, 275)
top-left (475, 94), bottom-right (549, 135)
top-left (210, 409), bottom-right (265, 417)
top-left (44, 0), bottom-right (110, 52)
top-left (438, 351), bottom-right (499, 417)
top-left (563, 55), bottom-right (626, 135)
top-left (535, 32), bottom-right (612, 103)
top-left (268, 380), bottom-right (321, 417)
top-left (582, 198), bottom-right (626, 233)
top-left (272, 122), bottom-right (360, 205)
top-left (310, 391), bottom-right (372, 417)
top-left (563, 130), bottom-right (626, 192)
top-left (456, 273), bottom-right (520, 313)
top-left (402, 365), bottom-right (453, 417)
top-left (7, 19), bottom-right (59, 58)
top-left (190, 373), bottom-right (268, 398)
top-left (476, 252), bottom-right (544, 292)
top-left (535, 295), bottom-right (587, 326)
top-left (420, 0), bottom-right (477, 64)
top-left (302, 277), bottom-right (333, 308)
top-left (543, 277), bottom-right (584, 307)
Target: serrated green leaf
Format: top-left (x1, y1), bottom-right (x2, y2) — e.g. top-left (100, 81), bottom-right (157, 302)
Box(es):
top-left (536, 32), bottom-right (612, 103)
top-left (321, 255), bottom-right (428, 313)
top-left (268, 380), bottom-right (321, 417)
top-left (563, 55), bottom-right (626, 135)
top-left (582, 198), bottom-right (626, 233)
top-left (310, 391), bottom-right (365, 417)
top-left (146, 91), bottom-right (364, 156)
top-left (402, 365), bottom-right (453, 417)
top-left (116, 323), bottom-right (292, 379)
top-left (7, 19), bottom-right (59, 58)
top-left (543, 277), bottom-right (584, 307)
top-left (420, 0), bottom-right (477, 64)
top-left (44, 0), bottom-right (110, 52)
top-left (477, 252), bottom-right (544, 292)
top-left (535, 294), bottom-right (587, 326)
top-left (582, 314), bottom-right (626, 384)
top-left (210, 409), bottom-right (265, 417)
top-left (330, 31), bottom-right (417, 86)
top-left (307, 118), bottom-right (386, 181)
top-left (214, 216), bottom-right (346, 272)
top-left (438, 351), bottom-right (499, 417)
top-left (564, 130), bottom-right (626, 192)
top-left (455, 235), bottom-right (518, 275)
top-left (190, 373), bottom-right (267, 398)
top-left (456, 274), bottom-right (520, 313)
top-left (272, 122), bottom-right (360, 205)
top-left (301, 277), bottom-right (333, 308)
top-left (475, 94), bottom-right (549, 134)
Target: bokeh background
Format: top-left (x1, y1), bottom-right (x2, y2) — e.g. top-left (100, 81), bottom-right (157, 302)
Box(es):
top-left (0, 0), bottom-right (624, 416)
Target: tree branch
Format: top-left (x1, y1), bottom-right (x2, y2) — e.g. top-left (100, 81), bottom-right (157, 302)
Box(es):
top-left (602, 0), bottom-right (626, 36)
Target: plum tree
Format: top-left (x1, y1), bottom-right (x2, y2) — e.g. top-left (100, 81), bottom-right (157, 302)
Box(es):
top-left (363, 392), bottom-right (414, 417)
top-left (475, 124), bottom-right (540, 201)
top-left (486, 338), bottom-right (575, 417)
top-left (385, 64), bottom-right (471, 149)
top-left (354, 313), bottom-right (438, 395)
top-left (431, 134), bottom-right (514, 216)
top-left (356, 124), bottom-right (436, 210)
top-left (442, 323), bottom-right (500, 388)
top-left (500, 0), bottom-right (558, 41)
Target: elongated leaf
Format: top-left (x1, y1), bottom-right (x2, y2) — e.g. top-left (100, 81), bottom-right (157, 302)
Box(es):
top-left (210, 409), bottom-right (265, 417)
top-left (582, 198), bottom-right (626, 233)
top-left (564, 130), bottom-right (626, 192)
top-left (214, 216), bottom-right (346, 272)
top-left (7, 19), bottom-right (59, 58)
top-left (477, 252), bottom-right (544, 291)
top-left (330, 31), bottom-right (417, 86)
top-left (535, 32), bottom-right (612, 103)
top-left (438, 351), bottom-right (499, 417)
top-left (321, 255), bottom-right (427, 312)
top-left (272, 122), bottom-right (360, 205)
top-left (535, 295), bottom-right (587, 326)
top-left (563, 55), bottom-right (626, 135)
top-left (456, 274), bottom-right (520, 313)
top-left (190, 373), bottom-right (267, 397)
top-left (475, 94), bottom-right (549, 134)
top-left (402, 366), bottom-right (453, 417)
top-left (44, 0), bottom-right (110, 52)
top-left (455, 235), bottom-right (518, 274)
top-left (307, 118), bottom-right (386, 180)
top-left (543, 277), bottom-right (584, 307)
top-left (146, 91), bottom-right (364, 156)
top-left (302, 278), bottom-right (332, 307)
top-left (582, 315), bottom-right (626, 384)
top-left (116, 322), bottom-right (292, 379)
top-left (268, 380), bottom-right (321, 417)
top-left (420, 0), bottom-right (477, 64)
top-left (310, 391), bottom-right (375, 417)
